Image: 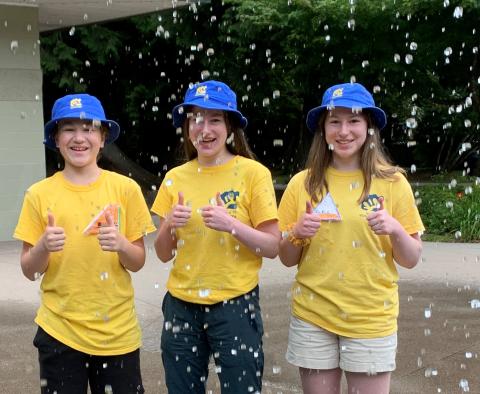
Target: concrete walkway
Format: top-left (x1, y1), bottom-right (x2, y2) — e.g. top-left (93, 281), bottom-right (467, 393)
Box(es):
top-left (1, 237), bottom-right (479, 393)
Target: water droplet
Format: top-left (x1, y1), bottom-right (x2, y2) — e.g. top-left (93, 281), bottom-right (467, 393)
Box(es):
top-left (411, 164), bottom-right (417, 173)
top-left (100, 272), bottom-right (109, 281)
top-left (405, 54), bottom-right (413, 64)
top-left (165, 179), bottom-right (173, 187)
top-left (453, 6), bottom-right (463, 18)
top-left (424, 307), bottom-right (432, 318)
top-left (459, 378), bottom-right (469, 392)
top-left (352, 240), bottom-right (362, 248)
top-left (199, 288), bottom-right (211, 298)
top-left (10, 40), bottom-right (18, 53)
top-left (272, 365), bottom-right (282, 374)
top-left (455, 231), bottom-right (462, 239)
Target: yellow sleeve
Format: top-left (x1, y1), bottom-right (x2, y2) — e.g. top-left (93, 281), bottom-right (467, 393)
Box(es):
top-left (151, 173), bottom-right (175, 219)
top-left (248, 165), bottom-right (278, 228)
top-left (13, 188), bottom-right (45, 246)
top-left (278, 174), bottom-right (302, 231)
top-left (124, 181), bottom-right (156, 242)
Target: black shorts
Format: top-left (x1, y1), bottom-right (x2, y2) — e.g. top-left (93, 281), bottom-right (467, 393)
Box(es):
top-left (33, 326), bottom-right (144, 394)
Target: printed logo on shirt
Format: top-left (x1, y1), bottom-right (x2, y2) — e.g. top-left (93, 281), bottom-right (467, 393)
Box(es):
top-left (360, 194), bottom-right (383, 214)
top-left (70, 98), bottom-right (82, 109)
top-left (219, 190), bottom-right (240, 209)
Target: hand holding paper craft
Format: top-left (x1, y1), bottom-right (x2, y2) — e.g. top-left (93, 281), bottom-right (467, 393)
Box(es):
top-left (97, 210), bottom-right (125, 252)
top-left (42, 212), bottom-right (66, 252)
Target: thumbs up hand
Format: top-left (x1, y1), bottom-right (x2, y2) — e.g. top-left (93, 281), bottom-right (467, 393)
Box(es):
top-left (201, 192), bottom-right (234, 233)
top-left (290, 200), bottom-right (322, 240)
top-left (167, 192), bottom-right (192, 229)
top-left (98, 210), bottom-right (124, 252)
top-left (42, 212), bottom-right (66, 252)
top-left (366, 197), bottom-right (399, 236)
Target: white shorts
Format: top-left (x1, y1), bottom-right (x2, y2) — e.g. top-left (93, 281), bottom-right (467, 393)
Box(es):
top-left (286, 315), bottom-right (397, 373)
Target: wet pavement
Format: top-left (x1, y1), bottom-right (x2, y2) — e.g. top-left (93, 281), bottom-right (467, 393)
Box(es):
top-left (1, 237), bottom-right (479, 393)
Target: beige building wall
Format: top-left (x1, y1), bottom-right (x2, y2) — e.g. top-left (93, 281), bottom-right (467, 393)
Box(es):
top-left (0, 4), bottom-right (45, 241)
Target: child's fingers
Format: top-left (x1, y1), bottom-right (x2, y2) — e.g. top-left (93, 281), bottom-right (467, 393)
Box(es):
top-left (105, 211), bottom-right (116, 227)
top-left (47, 212), bottom-right (56, 227)
top-left (306, 201), bottom-right (313, 214)
top-left (178, 191), bottom-right (184, 206)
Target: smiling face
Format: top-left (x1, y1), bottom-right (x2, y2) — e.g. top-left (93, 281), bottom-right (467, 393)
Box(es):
top-left (55, 119), bottom-right (105, 171)
top-left (324, 107), bottom-right (368, 170)
top-left (187, 106), bottom-right (231, 166)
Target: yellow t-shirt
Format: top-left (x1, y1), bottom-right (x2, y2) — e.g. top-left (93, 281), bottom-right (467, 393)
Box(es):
top-left (278, 168), bottom-right (424, 338)
top-left (151, 156), bottom-right (278, 304)
top-left (14, 170), bottom-right (156, 355)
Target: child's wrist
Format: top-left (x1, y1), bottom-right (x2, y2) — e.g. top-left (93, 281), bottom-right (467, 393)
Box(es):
top-left (284, 223), bottom-right (311, 247)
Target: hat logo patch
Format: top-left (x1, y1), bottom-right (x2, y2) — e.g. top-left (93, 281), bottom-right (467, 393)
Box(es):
top-left (195, 86), bottom-right (207, 96)
top-left (70, 98), bottom-right (82, 109)
top-left (332, 88), bottom-right (343, 98)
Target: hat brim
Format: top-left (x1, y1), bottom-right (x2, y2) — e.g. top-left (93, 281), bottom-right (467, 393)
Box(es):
top-left (43, 117), bottom-right (120, 150)
top-left (172, 102), bottom-right (248, 129)
top-left (306, 103), bottom-right (387, 132)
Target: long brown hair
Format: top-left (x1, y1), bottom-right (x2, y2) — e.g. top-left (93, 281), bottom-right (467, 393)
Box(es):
top-left (305, 110), bottom-right (404, 204)
top-left (181, 110), bottom-right (256, 161)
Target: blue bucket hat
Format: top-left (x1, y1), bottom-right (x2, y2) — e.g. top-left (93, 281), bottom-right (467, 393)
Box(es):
top-left (44, 93), bottom-right (120, 150)
top-left (306, 82), bottom-right (387, 132)
top-left (172, 80), bottom-right (247, 129)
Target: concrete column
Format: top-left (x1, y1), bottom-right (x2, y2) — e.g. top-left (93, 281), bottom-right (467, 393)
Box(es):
top-left (0, 4), bottom-right (45, 241)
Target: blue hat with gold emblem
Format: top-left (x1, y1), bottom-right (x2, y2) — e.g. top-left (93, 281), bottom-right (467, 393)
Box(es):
top-left (44, 93), bottom-right (120, 150)
top-left (172, 80), bottom-right (247, 129)
top-left (306, 82), bottom-right (387, 132)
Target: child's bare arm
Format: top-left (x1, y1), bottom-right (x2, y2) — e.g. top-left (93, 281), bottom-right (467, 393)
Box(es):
top-left (21, 212), bottom-right (65, 281)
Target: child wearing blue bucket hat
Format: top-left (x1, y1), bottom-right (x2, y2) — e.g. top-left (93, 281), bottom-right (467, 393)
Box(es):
top-left (14, 93), bottom-right (155, 393)
top-left (151, 80), bottom-right (280, 393)
top-left (278, 82), bottom-right (424, 393)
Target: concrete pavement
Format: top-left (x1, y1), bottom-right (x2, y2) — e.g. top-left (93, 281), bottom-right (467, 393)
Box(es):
top-left (1, 237), bottom-right (479, 393)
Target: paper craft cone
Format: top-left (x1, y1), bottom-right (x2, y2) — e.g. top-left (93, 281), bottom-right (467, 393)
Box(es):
top-left (313, 193), bottom-right (342, 221)
top-left (83, 204), bottom-right (120, 235)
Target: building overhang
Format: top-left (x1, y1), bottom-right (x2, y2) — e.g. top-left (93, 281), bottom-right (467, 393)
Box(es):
top-left (0, 0), bottom-right (191, 32)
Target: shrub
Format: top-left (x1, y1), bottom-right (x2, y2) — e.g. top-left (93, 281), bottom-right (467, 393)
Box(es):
top-left (414, 180), bottom-right (480, 242)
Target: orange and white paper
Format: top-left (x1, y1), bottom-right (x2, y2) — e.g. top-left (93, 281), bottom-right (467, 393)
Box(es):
top-left (82, 204), bottom-right (120, 235)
